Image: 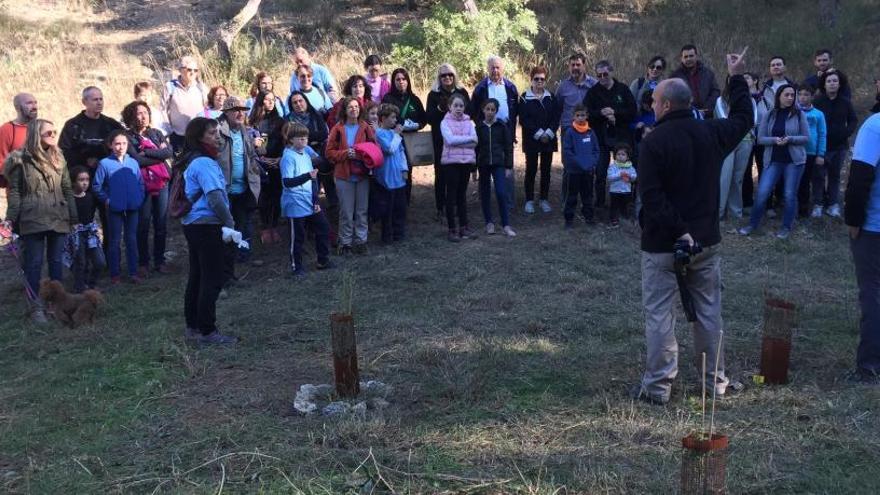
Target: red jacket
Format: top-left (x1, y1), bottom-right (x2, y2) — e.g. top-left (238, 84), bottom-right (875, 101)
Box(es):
top-left (325, 121), bottom-right (377, 180)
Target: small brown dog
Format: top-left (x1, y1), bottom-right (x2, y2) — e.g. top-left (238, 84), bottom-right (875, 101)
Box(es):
top-left (39, 280), bottom-right (104, 328)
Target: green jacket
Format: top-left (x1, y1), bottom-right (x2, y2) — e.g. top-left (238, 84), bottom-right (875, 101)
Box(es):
top-left (4, 150), bottom-right (76, 235)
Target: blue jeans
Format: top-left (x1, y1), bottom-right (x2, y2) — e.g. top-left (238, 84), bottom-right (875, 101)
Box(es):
top-left (137, 186), bottom-right (168, 268)
top-left (479, 166), bottom-right (510, 227)
top-left (108, 209), bottom-right (139, 277)
top-left (22, 231), bottom-right (65, 300)
top-left (749, 161), bottom-right (804, 230)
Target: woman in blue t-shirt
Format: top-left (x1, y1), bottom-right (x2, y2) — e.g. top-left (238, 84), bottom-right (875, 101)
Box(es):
top-left (178, 117), bottom-right (238, 345)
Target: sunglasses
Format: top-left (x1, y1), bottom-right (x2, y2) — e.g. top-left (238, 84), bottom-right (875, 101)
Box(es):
top-left (440, 73), bottom-right (454, 78)
top-left (596, 72), bottom-right (611, 78)
top-left (40, 130), bottom-right (57, 138)
top-left (649, 65), bottom-right (664, 70)
top-left (532, 76), bottom-right (545, 81)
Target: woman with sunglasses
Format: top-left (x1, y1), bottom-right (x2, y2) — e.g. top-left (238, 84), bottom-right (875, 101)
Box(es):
top-left (3, 119), bottom-right (77, 323)
top-left (294, 65), bottom-right (334, 117)
top-left (426, 64), bottom-right (470, 220)
top-left (630, 56), bottom-right (666, 105)
top-left (518, 66), bottom-right (559, 214)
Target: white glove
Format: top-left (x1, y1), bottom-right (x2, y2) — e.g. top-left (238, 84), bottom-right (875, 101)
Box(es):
top-left (221, 226), bottom-right (243, 245)
top-left (402, 119), bottom-right (420, 131)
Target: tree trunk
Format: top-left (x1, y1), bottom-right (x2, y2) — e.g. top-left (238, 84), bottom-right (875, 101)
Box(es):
top-left (462, 0), bottom-right (478, 16)
top-left (330, 313), bottom-right (360, 398)
top-left (818, 0), bottom-right (840, 28)
top-left (217, 0), bottom-right (262, 65)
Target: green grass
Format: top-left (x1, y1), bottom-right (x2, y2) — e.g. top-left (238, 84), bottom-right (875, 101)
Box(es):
top-left (1, 164), bottom-right (878, 494)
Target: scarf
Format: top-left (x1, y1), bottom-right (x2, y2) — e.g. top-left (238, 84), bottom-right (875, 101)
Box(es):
top-left (571, 121), bottom-right (591, 133)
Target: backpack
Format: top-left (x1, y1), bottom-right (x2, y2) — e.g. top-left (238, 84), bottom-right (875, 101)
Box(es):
top-left (167, 157), bottom-right (203, 219)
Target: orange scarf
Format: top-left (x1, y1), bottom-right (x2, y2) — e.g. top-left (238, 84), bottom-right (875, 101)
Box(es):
top-left (571, 121), bottom-right (591, 133)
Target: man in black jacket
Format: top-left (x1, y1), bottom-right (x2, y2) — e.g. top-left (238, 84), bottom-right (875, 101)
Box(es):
top-left (59, 87), bottom-right (123, 174)
top-left (584, 60), bottom-right (636, 209)
top-left (632, 49), bottom-right (752, 405)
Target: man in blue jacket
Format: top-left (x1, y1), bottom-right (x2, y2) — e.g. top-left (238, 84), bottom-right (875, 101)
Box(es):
top-left (632, 49), bottom-right (752, 405)
top-left (470, 56), bottom-right (519, 212)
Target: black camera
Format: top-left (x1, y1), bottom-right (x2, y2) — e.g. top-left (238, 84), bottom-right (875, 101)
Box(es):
top-left (673, 239), bottom-right (703, 268)
top-left (673, 239), bottom-right (703, 322)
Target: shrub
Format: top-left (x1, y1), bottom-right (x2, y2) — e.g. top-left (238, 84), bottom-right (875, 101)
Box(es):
top-left (390, 0), bottom-right (538, 85)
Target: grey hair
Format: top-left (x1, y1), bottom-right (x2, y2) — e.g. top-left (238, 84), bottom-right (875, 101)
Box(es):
top-left (81, 86), bottom-right (101, 100)
top-left (595, 60), bottom-right (613, 72)
top-left (487, 55), bottom-right (504, 68)
top-left (662, 79), bottom-right (692, 109)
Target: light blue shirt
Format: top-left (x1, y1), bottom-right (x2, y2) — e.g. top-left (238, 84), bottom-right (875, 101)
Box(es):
top-left (183, 156), bottom-right (228, 225)
top-left (280, 147), bottom-right (317, 219)
top-left (301, 87), bottom-right (333, 114)
top-left (487, 81), bottom-right (510, 123)
top-left (852, 113), bottom-right (880, 232)
top-left (229, 130), bottom-right (246, 194)
top-left (289, 63), bottom-right (337, 100)
top-left (375, 128), bottom-right (408, 190)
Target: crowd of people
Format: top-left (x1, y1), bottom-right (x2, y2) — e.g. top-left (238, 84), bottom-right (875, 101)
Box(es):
top-left (1, 44), bottom-right (879, 386)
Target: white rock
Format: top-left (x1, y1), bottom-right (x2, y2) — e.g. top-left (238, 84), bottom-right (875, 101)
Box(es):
top-left (293, 398), bottom-right (317, 415)
top-left (296, 384), bottom-right (318, 402)
top-left (369, 398), bottom-right (390, 410)
top-left (352, 401), bottom-right (368, 417)
top-left (322, 401), bottom-right (351, 416)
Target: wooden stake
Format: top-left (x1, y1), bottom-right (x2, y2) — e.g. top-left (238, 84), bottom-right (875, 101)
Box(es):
top-left (701, 352), bottom-right (707, 436)
top-left (709, 331), bottom-right (724, 438)
top-left (331, 313), bottom-right (360, 398)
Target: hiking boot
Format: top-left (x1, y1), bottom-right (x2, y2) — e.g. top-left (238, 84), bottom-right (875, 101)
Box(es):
top-left (184, 327), bottom-right (199, 341)
top-left (737, 226), bottom-right (754, 236)
top-left (629, 384), bottom-right (668, 406)
top-left (524, 200), bottom-right (535, 214)
top-left (336, 245), bottom-right (352, 256)
top-left (503, 225), bottom-right (517, 237)
top-left (827, 204), bottom-right (841, 218)
top-left (352, 243), bottom-right (368, 255)
top-left (485, 223), bottom-right (496, 235)
top-left (447, 229), bottom-right (461, 243)
top-left (291, 267), bottom-right (307, 279)
top-left (316, 259), bottom-right (334, 270)
top-left (811, 206), bottom-right (824, 218)
top-left (198, 331), bottom-right (238, 345)
top-left (110, 276), bottom-right (122, 286)
top-left (775, 228), bottom-right (791, 240)
top-left (459, 226), bottom-right (477, 239)
top-left (31, 308), bottom-right (49, 325)
top-left (540, 200), bottom-right (552, 213)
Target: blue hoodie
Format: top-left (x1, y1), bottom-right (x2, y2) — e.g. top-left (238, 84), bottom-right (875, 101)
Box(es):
top-left (94, 154), bottom-right (145, 212)
top-left (375, 128), bottom-right (408, 190)
top-left (562, 125), bottom-right (600, 173)
top-left (800, 105), bottom-right (827, 157)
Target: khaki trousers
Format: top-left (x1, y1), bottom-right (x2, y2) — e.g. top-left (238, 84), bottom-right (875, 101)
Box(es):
top-left (640, 246), bottom-right (728, 401)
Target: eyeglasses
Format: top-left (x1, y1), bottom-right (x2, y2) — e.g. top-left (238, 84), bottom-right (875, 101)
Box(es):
top-left (532, 76), bottom-right (545, 82)
top-left (596, 72), bottom-right (610, 78)
top-left (440, 73), bottom-right (454, 78)
top-left (649, 65), bottom-right (664, 70)
top-left (40, 130), bottom-right (57, 138)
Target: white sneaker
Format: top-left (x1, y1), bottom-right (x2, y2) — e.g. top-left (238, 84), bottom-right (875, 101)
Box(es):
top-left (810, 206), bottom-right (823, 218)
top-left (540, 200), bottom-right (552, 213)
top-left (485, 223), bottom-right (496, 235)
top-left (503, 225), bottom-right (517, 237)
top-left (827, 204), bottom-right (841, 218)
top-left (524, 201), bottom-right (535, 214)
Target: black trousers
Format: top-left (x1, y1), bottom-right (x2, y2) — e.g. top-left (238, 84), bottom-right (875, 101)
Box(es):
top-left (563, 171), bottom-right (594, 222)
top-left (373, 183), bottom-right (408, 242)
top-left (798, 154), bottom-right (817, 217)
top-left (183, 224), bottom-right (226, 335)
top-left (524, 150), bottom-right (553, 201)
top-left (609, 192), bottom-right (631, 222)
top-left (289, 212), bottom-right (330, 271)
top-left (433, 140), bottom-right (446, 213)
top-left (594, 145), bottom-right (611, 207)
top-left (743, 145), bottom-right (763, 208)
top-left (442, 164), bottom-right (472, 230)
top-left (259, 167), bottom-right (282, 229)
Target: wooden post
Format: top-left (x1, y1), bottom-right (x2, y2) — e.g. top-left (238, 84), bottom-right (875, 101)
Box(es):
top-left (330, 313), bottom-right (360, 397)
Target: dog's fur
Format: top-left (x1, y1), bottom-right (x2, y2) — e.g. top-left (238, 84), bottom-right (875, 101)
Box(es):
top-left (39, 280), bottom-right (104, 328)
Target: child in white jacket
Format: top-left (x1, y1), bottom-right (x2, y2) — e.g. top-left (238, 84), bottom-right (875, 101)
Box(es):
top-left (607, 143), bottom-right (637, 226)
